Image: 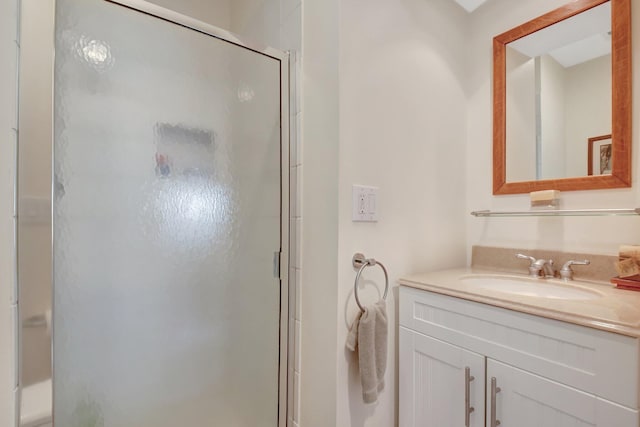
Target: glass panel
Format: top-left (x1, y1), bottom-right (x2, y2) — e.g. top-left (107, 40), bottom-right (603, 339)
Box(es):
top-left (53, 1), bottom-right (282, 426)
top-left (18, 0), bottom-right (54, 395)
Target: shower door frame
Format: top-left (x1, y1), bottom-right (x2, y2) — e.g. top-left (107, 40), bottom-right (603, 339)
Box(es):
top-left (52, 0), bottom-right (292, 425)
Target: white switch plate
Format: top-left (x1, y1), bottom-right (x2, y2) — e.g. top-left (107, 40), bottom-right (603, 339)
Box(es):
top-left (352, 185), bottom-right (378, 222)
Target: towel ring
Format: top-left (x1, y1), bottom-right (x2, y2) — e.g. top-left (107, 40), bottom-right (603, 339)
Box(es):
top-left (352, 253), bottom-right (389, 312)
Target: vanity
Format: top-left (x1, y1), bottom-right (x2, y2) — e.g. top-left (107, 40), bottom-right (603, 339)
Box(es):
top-left (398, 268), bottom-right (640, 427)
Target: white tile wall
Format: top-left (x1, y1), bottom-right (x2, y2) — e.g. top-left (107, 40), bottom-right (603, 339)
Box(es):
top-left (281, 4), bottom-right (303, 422)
top-left (11, 304), bottom-right (19, 426)
top-left (293, 370), bottom-right (300, 423)
top-left (295, 165), bottom-right (303, 215)
top-left (8, 129), bottom-right (18, 308)
top-left (295, 267), bottom-right (301, 320)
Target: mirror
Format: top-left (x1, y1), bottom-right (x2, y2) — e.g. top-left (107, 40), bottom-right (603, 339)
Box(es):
top-left (493, 0), bottom-right (631, 194)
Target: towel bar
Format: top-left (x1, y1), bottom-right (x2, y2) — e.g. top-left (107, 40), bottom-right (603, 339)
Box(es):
top-left (352, 253), bottom-right (389, 312)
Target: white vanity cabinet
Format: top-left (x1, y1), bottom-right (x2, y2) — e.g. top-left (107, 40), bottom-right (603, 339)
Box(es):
top-left (399, 329), bottom-right (485, 426)
top-left (399, 286), bottom-right (640, 427)
top-left (486, 359), bottom-right (637, 426)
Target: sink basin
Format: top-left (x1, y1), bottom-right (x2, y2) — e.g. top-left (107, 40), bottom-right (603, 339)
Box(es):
top-left (460, 275), bottom-right (602, 300)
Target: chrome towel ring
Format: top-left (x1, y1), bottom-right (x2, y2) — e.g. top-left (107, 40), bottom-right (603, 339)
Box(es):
top-left (352, 253), bottom-right (389, 312)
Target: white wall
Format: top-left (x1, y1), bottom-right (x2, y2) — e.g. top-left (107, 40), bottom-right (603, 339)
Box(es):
top-left (505, 47), bottom-right (536, 182)
top-left (298, 0), bottom-right (340, 425)
top-left (230, 0), bottom-right (279, 48)
top-left (467, 0), bottom-right (640, 257)
top-left (565, 54), bottom-right (612, 177)
top-left (146, 0), bottom-right (300, 53)
top-left (337, 0), bottom-right (468, 425)
top-left (540, 54), bottom-right (566, 179)
top-left (145, 0), bottom-right (232, 31)
top-left (0, 0), bottom-right (19, 425)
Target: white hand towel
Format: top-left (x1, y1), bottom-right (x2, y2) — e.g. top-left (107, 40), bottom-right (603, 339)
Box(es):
top-left (346, 300), bottom-right (388, 404)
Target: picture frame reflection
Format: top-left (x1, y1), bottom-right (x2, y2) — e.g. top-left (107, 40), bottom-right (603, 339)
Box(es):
top-left (588, 134), bottom-right (612, 175)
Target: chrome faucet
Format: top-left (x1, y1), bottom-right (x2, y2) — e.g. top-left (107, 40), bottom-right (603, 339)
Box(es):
top-left (559, 259), bottom-right (590, 281)
top-left (533, 258), bottom-right (556, 278)
top-left (516, 253), bottom-right (556, 278)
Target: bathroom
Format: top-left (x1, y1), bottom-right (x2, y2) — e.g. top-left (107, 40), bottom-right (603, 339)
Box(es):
top-left (0, 0), bottom-right (639, 426)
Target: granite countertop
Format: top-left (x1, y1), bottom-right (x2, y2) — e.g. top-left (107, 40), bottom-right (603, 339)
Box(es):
top-left (399, 267), bottom-right (640, 338)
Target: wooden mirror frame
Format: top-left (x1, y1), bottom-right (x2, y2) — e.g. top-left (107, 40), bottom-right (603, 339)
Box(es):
top-left (493, 0), bottom-right (631, 195)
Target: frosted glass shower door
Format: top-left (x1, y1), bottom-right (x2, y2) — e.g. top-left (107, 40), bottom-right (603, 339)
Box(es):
top-left (53, 0), bottom-right (285, 426)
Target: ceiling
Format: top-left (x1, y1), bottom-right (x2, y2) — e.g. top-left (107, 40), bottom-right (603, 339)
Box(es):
top-left (508, 2), bottom-right (611, 68)
top-left (453, 1), bottom-right (611, 68)
top-left (453, 0), bottom-right (487, 13)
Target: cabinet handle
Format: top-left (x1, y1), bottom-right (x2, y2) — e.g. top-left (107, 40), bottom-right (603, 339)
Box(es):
top-left (464, 367), bottom-right (475, 427)
top-left (490, 377), bottom-right (502, 427)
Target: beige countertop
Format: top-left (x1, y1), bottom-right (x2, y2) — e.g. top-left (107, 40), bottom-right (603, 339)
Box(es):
top-left (399, 267), bottom-right (640, 338)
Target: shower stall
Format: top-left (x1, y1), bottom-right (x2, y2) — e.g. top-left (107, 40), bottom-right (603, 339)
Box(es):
top-left (17, 0), bottom-right (291, 425)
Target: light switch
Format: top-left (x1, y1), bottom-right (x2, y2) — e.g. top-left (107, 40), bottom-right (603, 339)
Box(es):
top-left (352, 185), bottom-right (378, 222)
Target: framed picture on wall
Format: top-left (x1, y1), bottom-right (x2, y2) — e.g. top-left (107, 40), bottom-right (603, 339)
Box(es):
top-left (588, 134), bottom-right (613, 176)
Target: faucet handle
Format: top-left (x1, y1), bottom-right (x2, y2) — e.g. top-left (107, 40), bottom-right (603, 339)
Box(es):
top-left (516, 253), bottom-right (536, 265)
top-left (517, 253), bottom-right (544, 277)
top-left (559, 259), bottom-right (590, 281)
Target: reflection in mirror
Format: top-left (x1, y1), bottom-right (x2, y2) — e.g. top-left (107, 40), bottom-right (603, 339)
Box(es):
top-left (493, 0), bottom-right (631, 194)
top-left (506, 2), bottom-right (611, 181)
top-left (18, 1), bottom-right (54, 426)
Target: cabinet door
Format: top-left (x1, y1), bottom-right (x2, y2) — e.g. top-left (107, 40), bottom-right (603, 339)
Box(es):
top-left (399, 327), bottom-right (485, 427)
top-left (486, 359), bottom-right (639, 427)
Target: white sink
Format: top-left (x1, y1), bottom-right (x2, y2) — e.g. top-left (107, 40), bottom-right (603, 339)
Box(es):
top-left (460, 275), bottom-right (602, 300)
